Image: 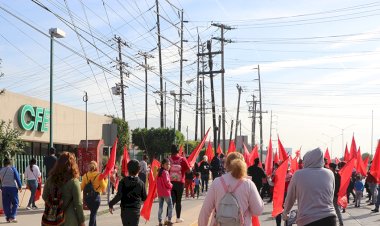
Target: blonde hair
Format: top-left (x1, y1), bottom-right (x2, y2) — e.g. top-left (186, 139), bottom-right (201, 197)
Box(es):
top-left (88, 161), bottom-right (98, 172)
top-left (225, 152), bottom-right (247, 179)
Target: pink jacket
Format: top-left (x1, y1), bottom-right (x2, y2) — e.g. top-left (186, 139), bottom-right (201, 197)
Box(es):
top-left (157, 169), bottom-right (173, 197)
top-left (198, 173), bottom-right (264, 226)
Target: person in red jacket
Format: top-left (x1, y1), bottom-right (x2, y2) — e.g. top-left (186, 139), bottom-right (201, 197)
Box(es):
top-left (157, 158), bottom-right (173, 226)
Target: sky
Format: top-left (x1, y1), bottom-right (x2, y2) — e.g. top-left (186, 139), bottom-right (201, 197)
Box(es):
top-left (1, 0), bottom-right (380, 158)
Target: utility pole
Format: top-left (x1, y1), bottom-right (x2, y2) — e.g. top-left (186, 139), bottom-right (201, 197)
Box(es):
top-left (212, 23), bottom-right (233, 153)
top-left (218, 115), bottom-right (221, 147)
top-left (155, 0), bottom-right (164, 127)
top-left (200, 80), bottom-right (204, 139)
top-left (178, 9), bottom-right (188, 132)
top-left (139, 51), bottom-right (154, 129)
top-left (195, 35), bottom-right (200, 141)
top-left (114, 36), bottom-right (127, 120)
top-left (234, 84), bottom-right (242, 143)
top-left (83, 91), bottom-right (88, 152)
top-left (229, 120), bottom-right (234, 148)
top-left (207, 40), bottom-right (218, 152)
top-left (257, 65), bottom-right (264, 160)
top-left (164, 82), bottom-right (167, 128)
top-left (247, 94), bottom-right (257, 147)
top-left (270, 110), bottom-right (273, 139)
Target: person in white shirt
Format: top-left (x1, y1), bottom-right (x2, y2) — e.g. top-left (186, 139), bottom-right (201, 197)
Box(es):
top-left (138, 155), bottom-right (148, 184)
top-left (24, 158), bottom-right (41, 210)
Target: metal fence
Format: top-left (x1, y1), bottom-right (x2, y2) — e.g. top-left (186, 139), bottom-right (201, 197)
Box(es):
top-left (13, 154), bottom-right (46, 185)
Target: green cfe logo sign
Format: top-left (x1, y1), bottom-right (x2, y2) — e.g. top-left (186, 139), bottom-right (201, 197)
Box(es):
top-left (18, 104), bottom-right (50, 132)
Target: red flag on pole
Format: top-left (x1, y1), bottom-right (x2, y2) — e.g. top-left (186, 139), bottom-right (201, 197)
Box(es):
top-left (227, 140), bottom-right (236, 154)
top-left (295, 149), bottom-right (301, 158)
top-left (265, 139), bottom-right (273, 176)
top-left (363, 156), bottom-right (369, 171)
top-left (243, 144), bottom-right (251, 166)
top-left (278, 136), bottom-right (288, 161)
top-left (272, 157), bottom-right (289, 217)
top-left (338, 158), bottom-right (355, 207)
top-left (356, 148), bottom-right (366, 176)
top-left (252, 216), bottom-right (260, 226)
top-left (344, 144), bottom-right (350, 162)
top-left (99, 138), bottom-right (118, 180)
top-left (121, 146), bottom-right (130, 177)
top-left (274, 152), bottom-right (279, 164)
top-left (205, 141), bottom-right (214, 163)
top-left (179, 145), bottom-right (184, 156)
top-left (350, 135), bottom-right (357, 160)
top-left (290, 157), bottom-right (298, 174)
top-left (324, 148), bottom-right (331, 166)
top-left (370, 140), bottom-right (380, 181)
top-left (249, 145), bottom-right (260, 166)
top-left (141, 159), bottom-right (161, 221)
top-left (187, 128), bottom-right (210, 167)
top-left (335, 157), bottom-right (340, 164)
top-left (217, 144), bottom-right (223, 155)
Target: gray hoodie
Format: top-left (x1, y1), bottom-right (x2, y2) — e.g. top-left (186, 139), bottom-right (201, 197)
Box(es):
top-left (283, 148), bottom-right (336, 226)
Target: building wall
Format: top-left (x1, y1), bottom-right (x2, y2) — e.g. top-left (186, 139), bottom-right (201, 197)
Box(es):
top-left (0, 90), bottom-right (112, 145)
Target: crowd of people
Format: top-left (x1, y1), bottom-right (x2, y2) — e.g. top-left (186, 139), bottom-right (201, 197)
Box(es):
top-left (0, 145), bottom-right (379, 226)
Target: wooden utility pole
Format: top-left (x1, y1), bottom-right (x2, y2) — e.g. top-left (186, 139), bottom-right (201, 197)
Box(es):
top-left (139, 51), bottom-right (154, 129)
top-left (247, 94), bottom-right (257, 147)
top-left (114, 36), bottom-right (127, 120)
top-left (229, 120), bottom-right (234, 148)
top-left (207, 40), bottom-right (218, 152)
top-left (257, 65), bottom-right (264, 160)
top-left (234, 84), bottom-right (242, 143)
top-left (195, 35), bottom-right (200, 141)
top-left (200, 80), bottom-right (204, 139)
top-left (178, 9), bottom-right (188, 132)
top-left (155, 0), bottom-right (164, 127)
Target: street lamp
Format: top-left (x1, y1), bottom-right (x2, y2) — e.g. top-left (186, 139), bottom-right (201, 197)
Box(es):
top-left (49, 28), bottom-right (65, 148)
top-left (330, 124), bottom-right (354, 158)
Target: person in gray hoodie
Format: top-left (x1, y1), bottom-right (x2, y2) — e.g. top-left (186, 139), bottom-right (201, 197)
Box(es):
top-left (282, 148), bottom-right (337, 226)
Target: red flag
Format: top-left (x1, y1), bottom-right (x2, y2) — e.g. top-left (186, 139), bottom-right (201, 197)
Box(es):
top-left (227, 140), bottom-right (236, 154)
top-left (356, 148), bottom-right (366, 176)
top-left (179, 145), bottom-right (184, 156)
top-left (249, 145), bottom-right (260, 167)
top-left (216, 144), bottom-right (223, 155)
top-left (324, 148), bottom-right (331, 166)
top-left (205, 141), bottom-right (214, 163)
top-left (252, 216), bottom-right (260, 226)
top-left (265, 139), bottom-right (273, 176)
top-left (295, 149), bottom-right (301, 158)
top-left (370, 140), bottom-right (380, 181)
top-left (363, 155), bottom-right (369, 171)
top-left (350, 135), bottom-right (357, 160)
top-left (274, 152), bottom-right (279, 164)
top-left (277, 136), bottom-right (288, 161)
top-left (272, 157), bottom-right (289, 217)
top-left (121, 146), bottom-right (130, 177)
top-left (338, 158), bottom-right (355, 207)
top-left (290, 157), bottom-right (298, 174)
top-left (344, 144), bottom-right (350, 162)
top-left (243, 144), bottom-right (251, 166)
top-left (335, 157), bottom-right (340, 164)
top-left (187, 128), bottom-right (210, 167)
top-left (141, 159), bottom-right (160, 221)
top-left (99, 138), bottom-right (118, 180)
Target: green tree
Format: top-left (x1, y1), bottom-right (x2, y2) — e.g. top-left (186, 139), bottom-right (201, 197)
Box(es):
top-left (0, 120), bottom-right (25, 164)
top-left (362, 152), bottom-right (372, 161)
top-left (183, 140), bottom-right (200, 156)
top-left (132, 128), bottom-right (184, 160)
top-left (112, 117), bottom-right (129, 160)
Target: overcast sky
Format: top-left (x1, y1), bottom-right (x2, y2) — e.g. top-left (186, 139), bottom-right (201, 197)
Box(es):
top-left (1, 0), bottom-right (380, 158)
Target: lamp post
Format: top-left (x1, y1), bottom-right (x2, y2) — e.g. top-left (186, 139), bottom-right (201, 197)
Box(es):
top-left (49, 28), bottom-right (65, 149)
top-left (330, 124), bottom-right (354, 158)
top-left (83, 91), bottom-right (88, 152)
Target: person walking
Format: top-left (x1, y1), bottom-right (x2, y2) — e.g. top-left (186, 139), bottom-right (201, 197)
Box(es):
top-left (247, 158), bottom-right (266, 195)
top-left (157, 158), bottom-right (173, 226)
top-left (43, 147), bottom-right (57, 179)
top-left (0, 158), bottom-right (22, 223)
top-left (329, 163), bottom-right (343, 226)
top-left (372, 183), bottom-right (380, 212)
top-left (138, 155), bottom-right (148, 185)
top-left (194, 172), bottom-right (201, 199)
top-left (367, 171), bottom-right (377, 205)
top-left (199, 156), bottom-right (210, 193)
top-left (184, 167), bottom-right (194, 198)
top-left (210, 154), bottom-right (222, 180)
top-left (109, 160), bottom-right (147, 226)
top-left (24, 158), bottom-right (41, 210)
top-left (283, 148), bottom-right (337, 226)
top-left (42, 152), bottom-right (85, 226)
top-left (198, 152), bottom-right (265, 226)
top-left (354, 175), bottom-right (364, 208)
top-left (81, 161), bottom-right (108, 226)
top-left (168, 144), bottom-right (190, 223)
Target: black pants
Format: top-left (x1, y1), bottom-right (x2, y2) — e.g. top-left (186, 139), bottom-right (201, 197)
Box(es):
top-left (211, 171), bottom-right (220, 180)
top-left (305, 216), bottom-right (336, 226)
top-left (121, 207), bottom-right (140, 226)
top-left (169, 182), bottom-right (184, 219)
top-left (347, 188), bottom-right (356, 202)
top-left (194, 185), bottom-right (200, 198)
top-left (85, 194), bottom-right (101, 226)
top-left (201, 175), bottom-right (209, 192)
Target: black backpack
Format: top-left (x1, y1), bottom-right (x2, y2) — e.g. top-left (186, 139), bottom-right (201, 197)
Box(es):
top-left (83, 173), bottom-right (100, 200)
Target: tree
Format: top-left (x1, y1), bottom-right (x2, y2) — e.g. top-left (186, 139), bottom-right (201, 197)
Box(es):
top-left (132, 128), bottom-right (184, 160)
top-left (183, 140), bottom-right (200, 156)
top-left (112, 117), bottom-right (129, 160)
top-left (362, 152), bottom-right (372, 161)
top-left (0, 120), bottom-right (25, 164)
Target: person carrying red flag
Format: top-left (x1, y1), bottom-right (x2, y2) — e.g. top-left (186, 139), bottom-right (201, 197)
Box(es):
top-left (168, 144), bottom-right (191, 223)
top-left (283, 148), bottom-right (337, 226)
top-left (328, 163), bottom-right (343, 226)
top-left (247, 158), bottom-right (266, 195)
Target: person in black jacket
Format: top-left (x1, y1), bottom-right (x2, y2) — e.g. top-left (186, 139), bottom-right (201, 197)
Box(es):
top-left (210, 154), bottom-right (222, 180)
top-left (43, 147), bottom-right (57, 179)
top-left (109, 160), bottom-right (147, 226)
top-left (329, 163), bottom-right (343, 226)
top-left (199, 156), bottom-right (210, 193)
top-left (247, 158), bottom-right (266, 195)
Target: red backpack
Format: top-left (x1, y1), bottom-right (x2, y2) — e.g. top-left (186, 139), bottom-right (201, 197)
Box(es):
top-left (169, 157), bottom-right (183, 182)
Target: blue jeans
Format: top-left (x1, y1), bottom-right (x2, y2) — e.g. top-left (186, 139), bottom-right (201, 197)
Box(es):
top-left (1, 187), bottom-right (19, 220)
top-left (85, 194), bottom-right (101, 226)
top-left (158, 196), bottom-right (173, 222)
top-left (27, 180), bottom-right (37, 207)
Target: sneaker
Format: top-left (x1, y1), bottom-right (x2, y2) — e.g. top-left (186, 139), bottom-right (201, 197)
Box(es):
top-left (176, 218), bottom-right (184, 223)
top-left (9, 218), bottom-right (17, 223)
top-left (371, 209), bottom-right (379, 212)
top-left (26, 206), bottom-right (31, 210)
top-left (32, 206), bottom-right (38, 210)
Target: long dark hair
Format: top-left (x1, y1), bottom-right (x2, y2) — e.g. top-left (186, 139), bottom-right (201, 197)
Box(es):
top-left (29, 158), bottom-right (36, 172)
top-left (158, 158), bottom-right (170, 177)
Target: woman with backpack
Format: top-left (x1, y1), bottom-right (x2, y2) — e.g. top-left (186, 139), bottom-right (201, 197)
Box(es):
top-left (198, 152), bottom-right (264, 226)
top-left (157, 158), bottom-right (174, 226)
top-left (81, 161), bottom-right (108, 226)
top-left (42, 152), bottom-right (85, 226)
top-left (24, 158), bottom-right (41, 210)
